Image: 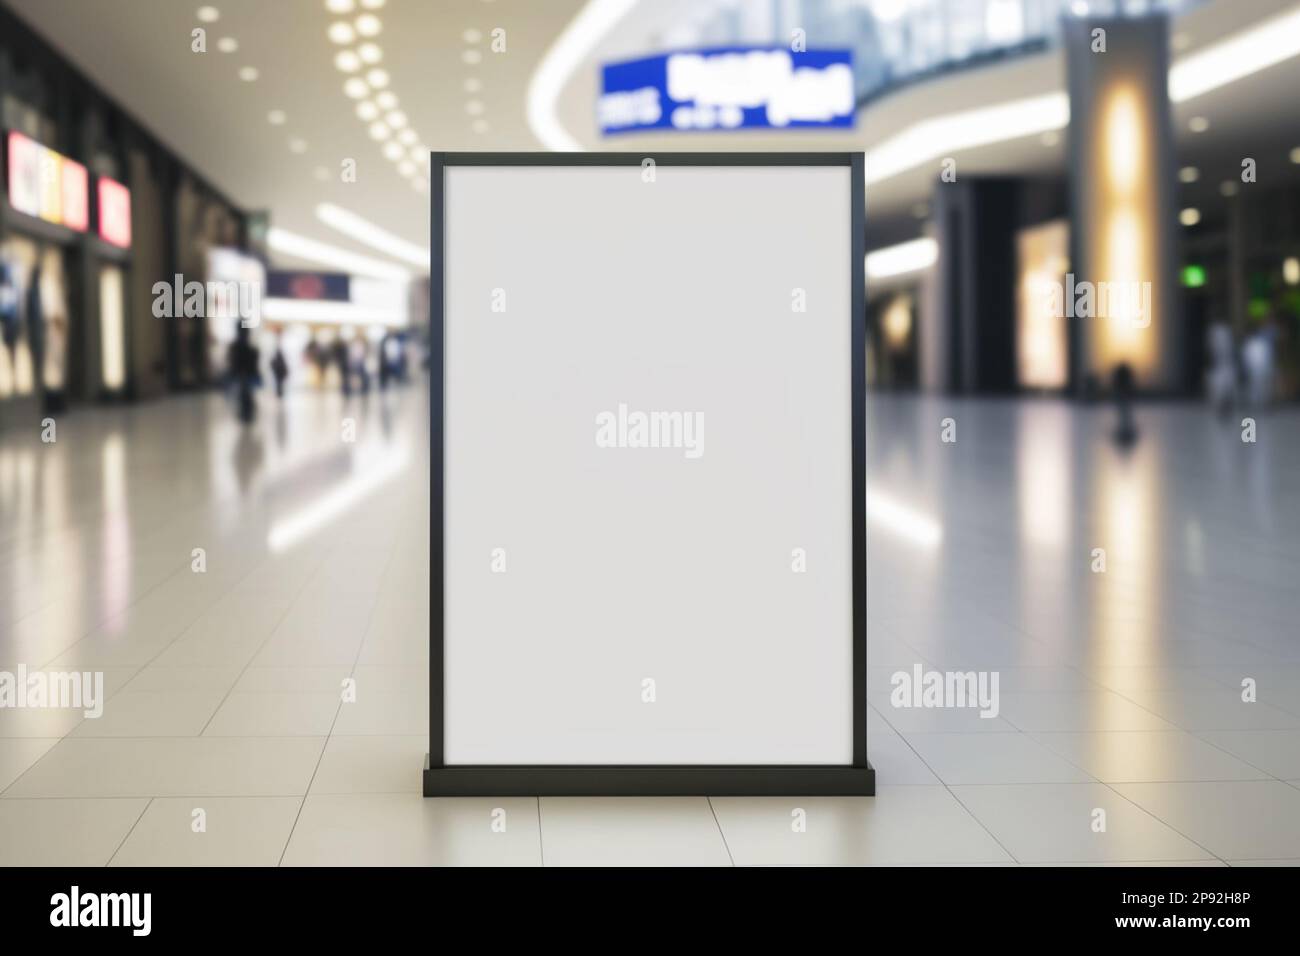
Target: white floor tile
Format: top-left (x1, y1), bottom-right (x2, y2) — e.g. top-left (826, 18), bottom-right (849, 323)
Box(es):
top-left (109, 797), bottom-right (302, 866)
top-left (538, 797), bottom-right (731, 866)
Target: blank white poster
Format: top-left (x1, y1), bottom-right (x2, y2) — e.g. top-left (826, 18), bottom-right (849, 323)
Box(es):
top-left (443, 163), bottom-right (853, 765)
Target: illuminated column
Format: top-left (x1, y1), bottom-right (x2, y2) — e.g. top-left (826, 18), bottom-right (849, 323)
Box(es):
top-left (1065, 14), bottom-right (1181, 393)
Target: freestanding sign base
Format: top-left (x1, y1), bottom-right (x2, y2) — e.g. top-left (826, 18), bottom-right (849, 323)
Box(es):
top-left (425, 153), bottom-right (873, 797)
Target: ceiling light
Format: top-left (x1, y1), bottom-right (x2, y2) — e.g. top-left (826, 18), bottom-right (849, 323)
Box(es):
top-left (410, 145), bottom-right (427, 161)
top-left (356, 101), bottom-right (379, 121)
top-left (366, 68), bottom-right (389, 88)
top-left (383, 141), bottom-right (404, 161)
top-left (385, 110), bottom-right (407, 128)
top-left (328, 22), bottom-right (355, 44)
top-left (368, 121), bottom-right (391, 140)
top-left (355, 13), bottom-right (381, 36)
top-left (462, 49), bottom-right (482, 65)
top-left (397, 129), bottom-right (417, 145)
top-left (335, 50), bottom-right (362, 72)
top-left (1169, 7), bottom-right (1300, 102)
top-left (358, 43), bottom-right (382, 64)
top-left (239, 66), bottom-right (258, 81)
top-left (217, 37), bottom-right (238, 53)
top-left (197, 6), bottom-right (219, 23)
top-left (526, 0), bottom-right (638, 151)
top-left (268, 110), bottom-right (286, 125)
top-left (344, 77), bottom-right (370, 98)
top-left (1284, 257), bottom-right (1300, 285)
top-left (464, 28), bottom-right (482, 43)
top-left (398, 160), bottom-right (415, 176)
top-left (315, 202), bottom-right (428, 267)
top-left (472, 119), bottom-right (490, 134)
top-left (464, 78), bottom-right (482, 93)
top-left (1220, 181), bottom-right (1239, 197)
top-left (1290, 146), bottom-right (1300, 164)
top-left (466, 100), bottom-right (484, 115)
top-left (1178, 166), bottom-right (1198, 183)
top-left (325, 0), bottom-right (355, 13)
top-left (1188, 116), bottom-right (1210, 133)
top-left (1179, 207), bottom-right (1200, 226)
top-left (866, 237), bottom-right (938, 279)
top-left (267, 226), bottom-right (411, 281)
top-left (375, 91), bottom-right (397, 109)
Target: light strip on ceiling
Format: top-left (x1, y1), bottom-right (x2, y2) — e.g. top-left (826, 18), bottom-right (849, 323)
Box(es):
top-left (1169, 6), bottom-right (1300, 102)
top-left (865, 93), bottom-right (1069, 185)
top-left (262, 298), bottom-right (409, 326)
top-left (866, 237), bottom-right (938, 279)
top-left (527, 0), bottom-right (638, 150)
top-left (267, 226), bottom-right (411, 281)
top-left (316, 202), bottom-right (428, 267)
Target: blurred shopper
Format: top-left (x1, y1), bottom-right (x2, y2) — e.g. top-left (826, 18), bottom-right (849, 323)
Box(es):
top-left (1205, 320), bottom-right (1237, 417)
top-left (333, 338), bottom-right (351, 396)
top-left (1242, 318), bottom-right (1278, 408)
top-left (270, 339), bottom-right (289, 398)
top-left (231, 330), bottom-right (260, 424)
top-left (1112, 362), bottom-right (1138, 447)
top-left (350, 337), bottom-right (370, 394)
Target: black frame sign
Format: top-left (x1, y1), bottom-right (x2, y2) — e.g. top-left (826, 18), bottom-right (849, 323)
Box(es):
top-left (426, 152), bottom-right (872, 796)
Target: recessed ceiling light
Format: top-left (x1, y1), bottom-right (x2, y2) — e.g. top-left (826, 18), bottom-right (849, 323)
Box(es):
top-left (472, 119), bottom-right (490, 134)
top-left (398, 160), bottom-right (415, 176)
top-left (385, 110), bottom-right (407, 128)
top-left (325, 0), bottom-right (355, 13)
top-left (466, 100), bottom-right (484, 116)
top-left (383, 141), bottom-right (404, 161)
top-left (344, 77), bottom-right (370, 98)
top-left (1284, 257), bottom-right (1300, 285)
top-left (463, 28), bottom-right (482, 43)
top-left (464, 77), bottom-right (482, 93)
top-left (290, 138), bottom-right (308, 154)
top-left (1220, 181), bottom-right (1239, 197)
top-left (268, 109), bottom-right (286, 125)
top-left (397, 128), bottom-right (417, 145)
top-left (365, 68), bottom-right (389, 88)
top-left (1178, 166), bottom-right (1199, 183)
top-left (1189, 116), bottom-right (1210, 133)
top-left (1179, 207), bottom-right (1200, 226)
top-left (328, 21), bottom-right (355, 44)
top-left (358, 43), bottom-right (382, 64)
top-left (1291, 146), bottom-right (1300, 165)
top-left (375, 91), bottom-right (397, 109)
top-left (368, 121), bottom-right (391, 140)
top-left (335, 50), bottom-right (361, 72)
top-left (356, 100), bottom-right (379, 121)
top-left (462, 49), bottom-right (482, 65)
top-left (217, 37), bottom-right (238, 53)
top-left (355, 13), bottom-right (381, 36)
top-left (197, 6), bottom-right (219, 23)
top-left (239, 66), bottom-right (259, 81)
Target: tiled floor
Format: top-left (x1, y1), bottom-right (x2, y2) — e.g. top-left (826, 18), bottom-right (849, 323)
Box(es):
top-left (2, 388), bottom-right (1298, 865)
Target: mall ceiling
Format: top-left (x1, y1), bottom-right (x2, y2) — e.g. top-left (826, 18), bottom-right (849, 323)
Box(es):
top-left (7, 0), bottom-right (1300, 273)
